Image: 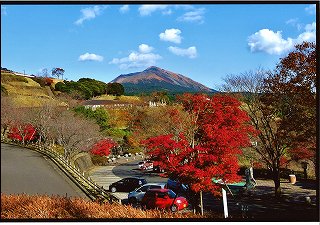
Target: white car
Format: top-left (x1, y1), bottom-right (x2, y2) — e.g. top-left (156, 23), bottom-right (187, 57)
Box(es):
top-left (138, 161), bottom-right (153, 170)
top-left (141, 161), bottom-right (153, 170)
top-left (138, 161), bottom-right (145, 169)
top-left (128, 183), bottom-right (167, 204)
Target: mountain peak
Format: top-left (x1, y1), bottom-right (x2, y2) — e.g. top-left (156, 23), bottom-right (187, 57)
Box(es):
top-left (112, 67), bottom-right (217, 94)
top-left (144, 66), bottom-right (162, 71)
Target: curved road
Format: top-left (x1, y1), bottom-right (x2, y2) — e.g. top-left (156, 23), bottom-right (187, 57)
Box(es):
top-left (1, 143), bottom-right (88, 199)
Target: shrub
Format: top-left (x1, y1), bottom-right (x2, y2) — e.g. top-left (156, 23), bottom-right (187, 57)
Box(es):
top-left (91, 154), bottom-right (109, 166)
top-left (1, 193), bottom-right (207, 219)
top-left (90, 139), bottom-right (117, 157)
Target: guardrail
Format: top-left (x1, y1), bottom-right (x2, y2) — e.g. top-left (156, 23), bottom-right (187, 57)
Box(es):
top-left (1, 140), bottom-right (121, 204)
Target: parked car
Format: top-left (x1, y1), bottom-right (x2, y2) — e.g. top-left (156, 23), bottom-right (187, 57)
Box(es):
top-left (152, 165), bottom-right (165, 173)
top-left (167, 178), bottom-right (189, 194)
top-left (109, 177), bottom-right (147, 193)
top-left (141, 161), bottom-right (153, 170)
top-left (141, 188), bottom-right (188, 212)
top-left (128, 183), bottom-right (167, 204)
top-left (138, 161), bottom-right (145, 169)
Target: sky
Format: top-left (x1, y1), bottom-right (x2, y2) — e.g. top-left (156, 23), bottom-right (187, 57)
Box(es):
top-left (1, 4), bottom-right (317, 90)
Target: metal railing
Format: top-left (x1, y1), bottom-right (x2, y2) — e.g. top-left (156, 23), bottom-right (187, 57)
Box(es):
top-left (1, 140), bottom-right (121, 204)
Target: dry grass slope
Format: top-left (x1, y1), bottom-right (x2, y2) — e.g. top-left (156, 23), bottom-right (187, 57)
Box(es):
top-left (1, 72), bottom-right (65, 107)
top-left (93, 94), bottom-right (143, 103)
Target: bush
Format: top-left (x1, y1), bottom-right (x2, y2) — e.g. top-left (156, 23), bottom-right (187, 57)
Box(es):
top-left (103, 128), bottom-right (128, 139)
top-left (91, 154), bottom-right (109, 166)
top-left (1, 193), bottom-right (206, 219)
top-left (55, 82), bottom-right (67, 92)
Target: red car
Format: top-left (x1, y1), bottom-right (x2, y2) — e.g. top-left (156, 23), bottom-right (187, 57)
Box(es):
top-left (141, 188), bottom-right (188, 212)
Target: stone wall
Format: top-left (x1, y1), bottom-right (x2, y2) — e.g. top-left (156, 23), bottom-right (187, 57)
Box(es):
top-left (72, 152), bottom-right (94, 174)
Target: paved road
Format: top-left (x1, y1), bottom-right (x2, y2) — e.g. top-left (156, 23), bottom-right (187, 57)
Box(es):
top-left (1, 143), bottom-right (88, 199)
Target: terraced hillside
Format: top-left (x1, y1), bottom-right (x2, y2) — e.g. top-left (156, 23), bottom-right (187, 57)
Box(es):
top-left (1, 70), bottom-right (66, 107)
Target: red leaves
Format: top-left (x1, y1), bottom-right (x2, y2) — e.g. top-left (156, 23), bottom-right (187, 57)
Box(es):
top-left (44, 77), bottom-right (53, 86)
top-left (289, 145), bottom-right (315, 162)
top-left (8, 124), bottom-right (37, 142)
top-left (144, 93), bottom-right (256, 195)
top-left (90, 139), bottom-right (117, 157)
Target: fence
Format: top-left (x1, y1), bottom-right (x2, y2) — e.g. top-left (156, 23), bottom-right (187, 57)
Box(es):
top-left (1, 140), bottom-right (121, 204)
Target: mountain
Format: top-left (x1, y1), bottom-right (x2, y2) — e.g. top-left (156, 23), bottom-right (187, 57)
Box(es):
top-left (111, 66), bottom-right (217, 94)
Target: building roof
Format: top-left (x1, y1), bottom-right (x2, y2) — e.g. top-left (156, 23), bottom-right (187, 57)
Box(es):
top-left (82, 99), bottom-right (131, 106)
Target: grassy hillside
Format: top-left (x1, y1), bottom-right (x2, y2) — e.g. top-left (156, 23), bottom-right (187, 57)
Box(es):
top-left (1, 71), bottom-right (66, 107)
top-left (93, 94), bottom-right (144, 103)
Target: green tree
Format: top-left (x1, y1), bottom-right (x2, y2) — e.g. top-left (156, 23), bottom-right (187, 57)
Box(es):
top-left (73, 106), bottom-right (110, 131)
top-left (107, 83), bottom-right (124, 96)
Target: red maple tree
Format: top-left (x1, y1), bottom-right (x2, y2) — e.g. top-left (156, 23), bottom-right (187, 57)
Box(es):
top-left (143, 93), bottom-right (256, 196)
top-left (8, 123), bottom-right (37, 144)
top-left (90, 139), bottom-right (117, 157)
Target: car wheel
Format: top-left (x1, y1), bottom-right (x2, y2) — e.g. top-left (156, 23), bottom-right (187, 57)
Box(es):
top-left (110, 187), bottom-right (117, 193)
top-left (171, 204), bottom-right (178, 212)
top-left (129, 197), bottom-right (137, 204)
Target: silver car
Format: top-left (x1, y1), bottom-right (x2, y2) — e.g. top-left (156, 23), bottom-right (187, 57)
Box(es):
top-left (128, 183), bottom-right (167, 204)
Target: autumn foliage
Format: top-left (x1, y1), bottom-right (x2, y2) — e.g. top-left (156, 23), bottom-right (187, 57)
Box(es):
top-left (90, 139), bottom-right (117, 157)
top-left (143, 93), bottom-right (256, 195)
top-left (7, 124), bottom-right (37, 143)
top-left (1, 194), bottom-right (207, 219)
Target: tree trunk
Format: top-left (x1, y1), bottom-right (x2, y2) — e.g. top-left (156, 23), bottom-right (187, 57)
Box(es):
top-left (200, 191), bottom-right (204, 216)
top-left (273, 167), bottom-right (281, 198)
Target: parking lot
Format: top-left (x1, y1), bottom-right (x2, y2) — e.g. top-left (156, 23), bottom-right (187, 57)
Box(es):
top-left (88, 157), bottom-right (318, 220)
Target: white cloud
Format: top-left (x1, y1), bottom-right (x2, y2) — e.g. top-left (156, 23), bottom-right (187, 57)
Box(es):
top-left (162, 9), bottom-right (173, 15)
top-left (248, 22), bottom-right (316, 55)
top-left (138, 5), bottom-right (168, 16)
top-left (110, 44), bottom-right (161, 69)
top-left (296, 22), bottom-right (316, 43)
top-left (168, 46), bottom-right (197, 59)
top-left (139, 44), bottom-right (154, 54)
top-left (177, 8), bottom-right (205, 24)
top-left (75, 6), bottom-right (107, 25)
top-left (78, 53), bottom-right (104, 62)
top-left (286, 18), bottom-right (303, 30)
top-left (159, 29), bottom-right (182, 44)
top-left (1, 6), bottom-right (7, 15)
top-left (120, 5), bottom-right (129, 13)
top-left (305, 5), bottom-right (316, 15)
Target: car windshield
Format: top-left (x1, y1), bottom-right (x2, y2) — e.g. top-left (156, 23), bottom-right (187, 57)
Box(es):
top-left (168, 190), bottom-right (176, 198)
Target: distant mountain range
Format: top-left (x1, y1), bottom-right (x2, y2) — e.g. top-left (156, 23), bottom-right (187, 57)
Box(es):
top-left (112, 66), bottom-right (217, 95)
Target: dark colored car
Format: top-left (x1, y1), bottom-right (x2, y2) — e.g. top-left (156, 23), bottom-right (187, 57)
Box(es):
top-left (167, 178), bottom-right (188, 194)
top-left (141, 189), bottom-right (188, 212)
top-left (153, 165), bottom-right (165, 173)
top-left (109, 177), bottom-right (147, 193)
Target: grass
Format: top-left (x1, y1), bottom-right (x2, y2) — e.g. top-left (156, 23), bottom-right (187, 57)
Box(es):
top-left (11, 96), bottom-right (65, 108)
top-left (1, 193), bottom-right (207, 219)
top-left (93, 94), bottom-right (143, 103)
top-left (1, 73), bottom-right (29, 83)
top-left (1, 71), bottom-right (67, 108)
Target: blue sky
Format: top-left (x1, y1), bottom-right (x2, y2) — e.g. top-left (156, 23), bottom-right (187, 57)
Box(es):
top-left (1, 4), bottom-right (316, 90)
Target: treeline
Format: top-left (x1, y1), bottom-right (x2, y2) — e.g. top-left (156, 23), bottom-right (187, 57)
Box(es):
top-left (55, 78), bottom-right (124, 100)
